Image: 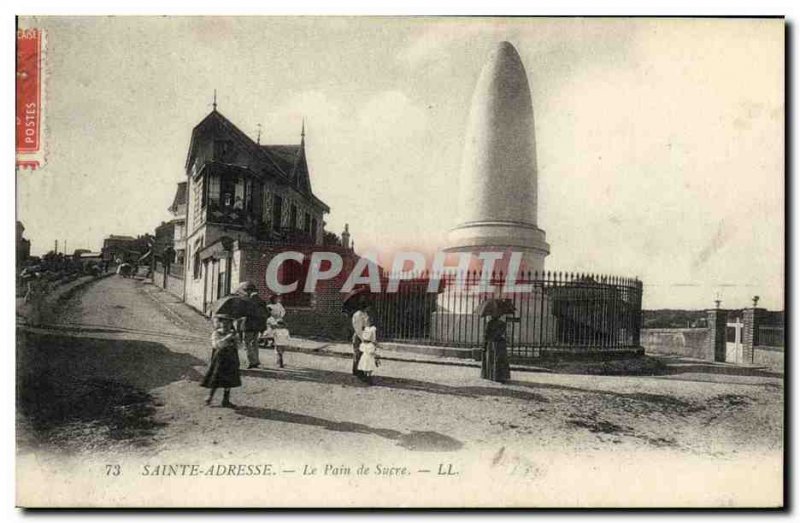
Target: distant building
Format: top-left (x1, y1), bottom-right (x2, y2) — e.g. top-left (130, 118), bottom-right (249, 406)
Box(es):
top-left (102, 234), bottom-right (152, 263)
top-left (160, 181), bottom-right (188, 267)
top-left (16, 221), bottom-right (31, 266)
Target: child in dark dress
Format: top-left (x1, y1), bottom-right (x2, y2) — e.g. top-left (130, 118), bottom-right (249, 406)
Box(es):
top-left (201, 314), bottom-right (242, 407)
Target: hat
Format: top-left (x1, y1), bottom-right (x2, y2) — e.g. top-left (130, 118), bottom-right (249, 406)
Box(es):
top-left (236, 281), bottom-right (257, 293)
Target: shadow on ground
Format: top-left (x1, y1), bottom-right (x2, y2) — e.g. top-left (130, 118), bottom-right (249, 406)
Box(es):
top-left (244, 362), bottom-right (761, 422)
top-left (657, 357), bottom-right (783, 379)
top-left (534, 354), bottom-right (783, 379)
top-left (242, 366), bottom-right (548, 402)
top-left (244, 365), bottom-right (705, 416)
top-left (235, 406), bottom-right (463, 452)
top-left (17, 330), bottom-right (205, 452)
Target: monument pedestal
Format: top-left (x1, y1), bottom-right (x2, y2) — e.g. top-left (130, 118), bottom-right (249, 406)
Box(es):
top-left (446, 221), bottom-right (549, 273)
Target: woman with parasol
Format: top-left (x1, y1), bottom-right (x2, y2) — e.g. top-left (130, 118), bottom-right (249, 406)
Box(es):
top-left (210, 282), bottom-right (267, 369)
top-left (477, 298), bottom-right (514, 383)
top-left (201, 314), bottom-right (242, 407)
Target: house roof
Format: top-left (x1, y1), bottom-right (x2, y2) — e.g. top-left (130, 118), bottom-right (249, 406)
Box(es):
top-left (169, 182), bottom-right (187, 214)
top-left (107, 235), bottom-right (136, 241)
top-left (184, 110), bottom-right (328, 213)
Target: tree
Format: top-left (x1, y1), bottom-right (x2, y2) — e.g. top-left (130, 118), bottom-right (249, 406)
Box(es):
top-left (323, 231), bottom-right (342, 247)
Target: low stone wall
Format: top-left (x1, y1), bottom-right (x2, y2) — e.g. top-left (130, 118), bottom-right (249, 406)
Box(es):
top-left (753, 346), bottom-right (784, 369)
top-left (641, 328), bottom-right (710, 359)
top-left (18, 272), bottom-right (113, 325)
top-left (153, 267), bottom-right (184, 300)
top-left (285, 307), bottom-right (351, 341)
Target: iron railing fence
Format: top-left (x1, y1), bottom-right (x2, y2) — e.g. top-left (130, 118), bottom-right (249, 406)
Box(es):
top-left (758, 325), bottom-right (784, 348)
top-left (367, 270), bottom-right (643, 360)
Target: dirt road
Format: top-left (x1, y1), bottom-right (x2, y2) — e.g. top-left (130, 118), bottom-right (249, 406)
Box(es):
top-left (16, 275), bottom-right (784, 507)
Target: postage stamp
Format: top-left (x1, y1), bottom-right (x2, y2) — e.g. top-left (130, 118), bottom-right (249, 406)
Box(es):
top-left (16, 27), bottom-right (45, 170)
top-left (14, 16), bottom-right (785, 509)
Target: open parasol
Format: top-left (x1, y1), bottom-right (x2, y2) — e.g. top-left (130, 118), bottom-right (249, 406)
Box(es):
top-left (342, 286), bottom-right (371, 314)
top-left (475, 298), bottom-right (516, 318)
top-left (210, 294), bottom-right (267, 331)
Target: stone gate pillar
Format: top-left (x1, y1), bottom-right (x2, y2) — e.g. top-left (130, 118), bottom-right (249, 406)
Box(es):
top-left (706, 308), bottom-right (728, 362)
top-left (742, 307), bottom-right (766, 365)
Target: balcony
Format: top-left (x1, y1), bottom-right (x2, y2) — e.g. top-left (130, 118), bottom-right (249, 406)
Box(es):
top-left (205, 200), bottom-right (261, 229)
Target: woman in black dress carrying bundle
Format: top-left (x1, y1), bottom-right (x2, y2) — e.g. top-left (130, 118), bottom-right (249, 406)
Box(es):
top-left (482, 312), bottom-right (511, 383)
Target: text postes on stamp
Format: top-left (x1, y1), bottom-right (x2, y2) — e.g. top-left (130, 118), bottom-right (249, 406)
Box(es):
top-left (16, 28), bottom-right (45, 170)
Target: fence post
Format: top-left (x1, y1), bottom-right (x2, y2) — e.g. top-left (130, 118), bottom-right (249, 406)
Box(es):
top-left (706, 308), bottom-right (728, 362)
top-left (742, 306), bottom-right (766, 365)
top-left (632, 280), bottom-right (643, 351)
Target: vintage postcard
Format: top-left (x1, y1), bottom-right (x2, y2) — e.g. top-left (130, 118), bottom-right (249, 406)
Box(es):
top-left (15, 16), bottom-right (784, 508)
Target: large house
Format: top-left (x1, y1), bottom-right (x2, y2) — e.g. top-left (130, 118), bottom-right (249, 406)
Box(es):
top-left (180, 108), bottom-right (338, 315)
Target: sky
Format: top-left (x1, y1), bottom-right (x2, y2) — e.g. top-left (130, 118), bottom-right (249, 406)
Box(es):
top-left (16, 17), bottom-right (784, 310)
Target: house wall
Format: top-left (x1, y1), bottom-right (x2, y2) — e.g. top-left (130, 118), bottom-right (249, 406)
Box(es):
top-left (261, 187), bottom-right (324, 244)
top-left (183, 229), bottom-right (206, 312)
top-left (153, 266), bottom-right (185, 299)
top-left (236, 242), bottom-right (360, 340)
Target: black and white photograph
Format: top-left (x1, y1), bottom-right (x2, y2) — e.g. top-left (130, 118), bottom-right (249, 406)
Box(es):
top-left (14, 15), bottom-right (785, 508)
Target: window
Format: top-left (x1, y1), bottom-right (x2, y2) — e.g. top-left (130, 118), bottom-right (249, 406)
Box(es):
top-left (311, 218), bottom-right (318, 242)
top-left (272, 194), bottom-right (283, 231)
top-left (304, 212), bottom-right (311, 235)
top-left (192, 238), bottom-right (203, 279)
top-left (208, 174), bottom-right (220, 204)
top-left (217, 259), bottom-right (228, 299)
top-left (290, 204), bottom-right (298, 229)
top-left (220, 175), bottom-right (235, 208)
top-left (244, 179), bottom-right (252, 212)
top-left (192, 177), bottom-right (204, 228)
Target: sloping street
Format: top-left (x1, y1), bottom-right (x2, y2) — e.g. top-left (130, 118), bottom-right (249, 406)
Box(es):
top-left (16, 275), bottom-right (784, 506)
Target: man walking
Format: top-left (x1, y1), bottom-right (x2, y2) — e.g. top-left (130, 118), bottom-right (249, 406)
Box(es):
top-left (351, 304), bottom-right (369, 379)
top-left (235, 282), bottom-right (265, 369)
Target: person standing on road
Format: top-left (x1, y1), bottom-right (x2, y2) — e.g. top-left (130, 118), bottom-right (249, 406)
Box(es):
top-left (351, 304), bottom-right (369, 380)
top-left (357, 315), bottom-right (380, 385)
top-left (272, 319), bottom-right (291, 368)
top-left (202, 314), bottom-right (242, 408)
top-left (236, 282), bottom-right (264, 369)
top-left (265, 295), bottom-right (287, 365)
top-left (266, 294), bottom-right (286, 324)
top-left (482, 313), bottom-right (511, 383)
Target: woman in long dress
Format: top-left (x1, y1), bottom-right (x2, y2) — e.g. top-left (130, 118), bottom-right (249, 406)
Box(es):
top-left (482, 313), bottom-right (510, 383)
top-left (201, 315), bottom-right (242, 407)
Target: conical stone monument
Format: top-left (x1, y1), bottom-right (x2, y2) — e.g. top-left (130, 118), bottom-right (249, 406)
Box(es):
top-left (445, 41), bottom-right (549, 272)
top-left (432, 41), bottom-right (555, 348)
